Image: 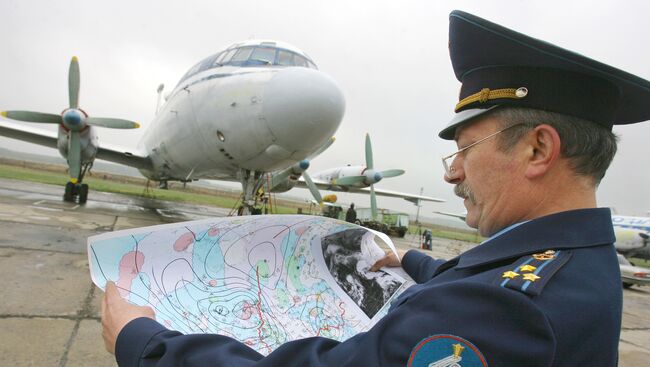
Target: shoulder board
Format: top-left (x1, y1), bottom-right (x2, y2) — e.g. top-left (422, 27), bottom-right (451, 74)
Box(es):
top-left (496, 250), bottom-right (572, 296)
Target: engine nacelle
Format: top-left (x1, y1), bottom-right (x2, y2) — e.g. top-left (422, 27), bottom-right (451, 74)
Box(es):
top-left (269, 179), bottom-right (297, 193)
top-left (269, 160), bottom-right (309, 190)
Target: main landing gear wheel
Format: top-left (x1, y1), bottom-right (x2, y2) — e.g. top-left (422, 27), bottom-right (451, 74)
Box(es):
top-left (78, 183), bottom-right (89, 204)
top-left (63, 182), bottom-right (89, 204)
top-left (64, 182), bottom-right (75, 202)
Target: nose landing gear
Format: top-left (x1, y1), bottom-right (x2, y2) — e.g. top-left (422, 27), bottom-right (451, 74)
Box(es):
top-left (63, 162), bottom-right (91, 204)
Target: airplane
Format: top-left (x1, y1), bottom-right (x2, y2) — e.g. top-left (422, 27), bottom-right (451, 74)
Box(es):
top-left (0, 40), bottom-right (345, 213)
top-left (0, 39), bottom-right (439, 215)
top-left (612, 215), bottom-right (650, 260)
top-left (290, 133), bottom-right (445, 218)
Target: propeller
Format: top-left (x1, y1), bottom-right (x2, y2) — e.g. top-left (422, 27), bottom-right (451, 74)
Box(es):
top-left (300, 137), bottom-right (335, 205)
top-left (302, 171), bottom-right (322, 204)
top-left (1, 57), bottom-right (140, 183)
top-left (333, 134), bottom-right (405, 219)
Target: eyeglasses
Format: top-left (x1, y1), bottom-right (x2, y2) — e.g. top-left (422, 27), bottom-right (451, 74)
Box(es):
top-left (442, 123), bottom-right (525, 177)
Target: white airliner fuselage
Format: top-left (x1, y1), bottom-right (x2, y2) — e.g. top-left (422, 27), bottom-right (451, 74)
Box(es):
top-left (140, 52), bottom-right (344, 182)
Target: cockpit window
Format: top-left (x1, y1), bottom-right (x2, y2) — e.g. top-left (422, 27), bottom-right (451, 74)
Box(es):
top-left (177, 45), bottom-right (318, 87)
top-left (294, 55), bottom-right (308, 67)
top-left (277, 50), bottom-right (294, 66)
top-left (250, 47), bottom-right (277, 65)
top-left (217, 46), bottom-right (317, 69)
top-left (229, 47), bottom-right (254, 65)
top-left (218, 49), bottom-right (237, 65)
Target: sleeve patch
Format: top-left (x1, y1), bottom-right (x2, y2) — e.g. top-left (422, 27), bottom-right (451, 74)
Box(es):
top-left (496, 250), bottom-right (572, 296)
top-left (408, 334), bottom-right (488, 367)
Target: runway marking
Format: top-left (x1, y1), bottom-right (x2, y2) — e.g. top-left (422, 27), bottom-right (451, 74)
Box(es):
top-left (33, 200), bottom-right (46, 205)
top-left (28, 205), bottom-right (64, 212)
top-left (71, 205), bottom-right (79, 210)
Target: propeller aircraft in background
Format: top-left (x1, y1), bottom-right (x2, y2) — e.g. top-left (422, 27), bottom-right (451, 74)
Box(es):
top-left (291, 133), bottom-right (445, 219)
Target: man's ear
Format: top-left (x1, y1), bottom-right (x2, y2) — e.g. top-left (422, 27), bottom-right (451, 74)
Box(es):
top-left (523, 124), bottom-right (561, 179)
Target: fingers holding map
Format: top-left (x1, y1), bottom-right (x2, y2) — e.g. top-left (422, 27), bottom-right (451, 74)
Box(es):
top-left (88, 215), bottom-right (412, 355)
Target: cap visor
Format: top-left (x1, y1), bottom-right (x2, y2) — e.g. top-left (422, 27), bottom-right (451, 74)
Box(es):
top-left (438, 106), bottom-right (500, 140)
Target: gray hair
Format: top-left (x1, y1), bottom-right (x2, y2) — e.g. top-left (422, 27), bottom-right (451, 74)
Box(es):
top-left (488, 107), bottom-right (619, 184)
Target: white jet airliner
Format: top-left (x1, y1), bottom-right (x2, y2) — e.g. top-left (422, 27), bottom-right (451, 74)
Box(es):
top-left (0, 40), bottom-right (442, 213)
top-left (612, 215), bottom-right (650, 260)
top-left (434, 211), bottom-right (650, 260)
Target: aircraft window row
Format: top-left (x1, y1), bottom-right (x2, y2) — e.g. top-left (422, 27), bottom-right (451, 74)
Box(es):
top-left (179, 46), bottom-right (317, 85)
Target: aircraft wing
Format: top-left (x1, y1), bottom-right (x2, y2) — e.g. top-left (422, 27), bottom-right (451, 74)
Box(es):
top-left (95, 142), bottom-right (152, 171)
top-left (0, 120), bottom-right (152, 171)
top-left (295, 179), bottom-right (445, 204)
top-left (434, 211), bottom-right (467, 221)
top-left (0, 121), bottom-right (58, 149)
top-left (358, 187), bottom-right (445, 204)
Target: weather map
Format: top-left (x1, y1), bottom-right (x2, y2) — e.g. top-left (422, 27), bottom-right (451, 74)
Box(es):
top-left (88, 215), bottom-right (410, 355)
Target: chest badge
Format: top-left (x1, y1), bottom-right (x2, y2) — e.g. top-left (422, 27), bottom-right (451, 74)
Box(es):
top-left (408, 334), bottom-right (488, 367)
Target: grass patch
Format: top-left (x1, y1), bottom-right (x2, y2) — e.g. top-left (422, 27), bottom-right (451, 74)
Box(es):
top-left (408, 224), bottom-right (483, 243)
top-left (0, 162), bottom-right (301, 214)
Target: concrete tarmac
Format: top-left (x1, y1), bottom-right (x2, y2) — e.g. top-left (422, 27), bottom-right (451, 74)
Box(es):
top-left (0, 177), bottom-right (648, 366)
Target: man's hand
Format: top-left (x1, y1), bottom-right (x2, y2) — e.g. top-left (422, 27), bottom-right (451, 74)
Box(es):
top-left (370, 248), bottom-right (408, 272)
top-left (101, 281), bottom-right (155, 355)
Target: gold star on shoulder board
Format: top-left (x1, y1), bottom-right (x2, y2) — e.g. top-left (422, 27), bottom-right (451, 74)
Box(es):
top-left (519, 264), bottom-right (537, 272)
top-left (522, 273), bottom-right (541, 282)
top-left (502, 271), bottom-right (520, 279)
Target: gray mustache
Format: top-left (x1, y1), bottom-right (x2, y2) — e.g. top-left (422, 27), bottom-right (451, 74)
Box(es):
top-left (454, 183), bottom-right (474, 202)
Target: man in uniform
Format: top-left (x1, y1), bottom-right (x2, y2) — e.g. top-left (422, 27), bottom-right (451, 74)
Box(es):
top-left (102, 11), bottom-right (650, 366)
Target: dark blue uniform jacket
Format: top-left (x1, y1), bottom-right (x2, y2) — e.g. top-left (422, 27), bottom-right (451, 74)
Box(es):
top-left (115, 208), bottom-right (622, 366)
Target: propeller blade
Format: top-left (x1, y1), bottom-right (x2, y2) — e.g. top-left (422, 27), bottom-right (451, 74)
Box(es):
top-left (370, 184), bottom-right (378, 220)
top-left (379, 169), bottom-right (405, 178)
top-left (68, 131), bottom-right (81, 181)
top-left (69, 57), bottom-right (80, 109)
top-left (86, 117), bottom-right (140, 129)
top-left (1, 110), bottom-right (62, 124)
top-left (365, 133), bottom-right (373, 170)
top-left (334, 175), bottom-right (365, 186)
top-left (302, 171), bottom-right (322, 204)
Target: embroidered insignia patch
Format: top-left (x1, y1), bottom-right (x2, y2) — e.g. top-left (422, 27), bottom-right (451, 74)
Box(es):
top-left (407, 334), bottom-right (488, 367)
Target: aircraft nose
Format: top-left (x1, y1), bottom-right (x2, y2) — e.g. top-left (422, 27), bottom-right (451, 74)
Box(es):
top-left (263, 67), bottom-right (345, 152)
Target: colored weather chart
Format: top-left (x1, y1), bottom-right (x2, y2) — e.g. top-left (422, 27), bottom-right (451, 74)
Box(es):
top-left (88, 215), bottom-right (410, 355)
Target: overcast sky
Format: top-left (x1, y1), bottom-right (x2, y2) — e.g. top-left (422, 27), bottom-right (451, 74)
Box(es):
top-left (1, 0), bottom-right (649, 219)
